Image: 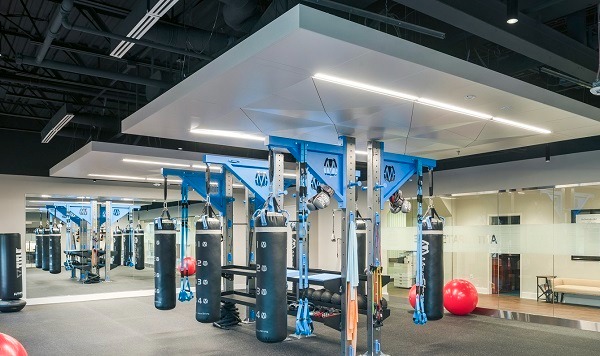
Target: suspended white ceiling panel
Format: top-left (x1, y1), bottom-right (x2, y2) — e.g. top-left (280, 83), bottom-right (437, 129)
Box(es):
top-left (50, 142), bottom-right (205, 182)
top-left (122, 5), bottom-right (600, 159)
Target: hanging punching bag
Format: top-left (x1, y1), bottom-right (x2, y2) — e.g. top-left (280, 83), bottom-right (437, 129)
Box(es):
top-left (195, 217), bottom-right (221, 323)
top-left (154, 214), bottom-right (176, 310)
top-left (48, 226), bottom-right (62, 274)
top-left (134, 226), bottom-right (145, 270)
top-left (123, 228), bottom-right (133, 266)
top-left (422, 216), bottom-right (444, 320)
top-left (356, 220), bottom-right (367, 295)
top-left (255, 212), bottom-right (288, 343)
top-left (112, 228), bottom-right (122, 266)
top-left (42, 227), bottom-right (51, 271)
top-left (0, 233), bottom-right (27, 312)
top-left (35, 228), bottom-right (43, 269)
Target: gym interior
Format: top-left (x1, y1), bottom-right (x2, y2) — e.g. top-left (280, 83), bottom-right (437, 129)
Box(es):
top-left (2, 1), bottom-right (600, 355)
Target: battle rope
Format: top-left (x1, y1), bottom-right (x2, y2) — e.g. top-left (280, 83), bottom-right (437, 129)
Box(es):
top-left (178, 183), bottom-right (194, 302)
top-left (295, 161), bottom-right (313, 336)
top-left (414, 170), bottom-right (427, 325)
top-left (346, 212), bottom-right (359, 355)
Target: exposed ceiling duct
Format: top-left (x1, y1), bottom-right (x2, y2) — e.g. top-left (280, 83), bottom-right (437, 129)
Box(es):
top-left (35, 0), bottom-right (73, 64)
top-left (220, 0), bottom-right (260, 33)
top-left (17, 56), bottom-right (172, 89)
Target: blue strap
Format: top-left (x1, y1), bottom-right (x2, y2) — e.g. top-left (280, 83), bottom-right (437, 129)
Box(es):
top-left (178, 277), bottom-right (194, 302)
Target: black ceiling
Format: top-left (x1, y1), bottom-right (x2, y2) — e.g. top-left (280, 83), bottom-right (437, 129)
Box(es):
top-left (1, 0), bottom-right (599, 177)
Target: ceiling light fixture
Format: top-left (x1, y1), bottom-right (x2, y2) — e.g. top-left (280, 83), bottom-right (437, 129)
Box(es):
top-left (146, 177), bottom-right (183, 184)
top-left (355, 150), bottom-right (368, 156)
top-left (122, 158), bottom-right (191, 168)
top-left (42, 104), bottom-right (74, 143)
top-left (29, 200), bottom-right (91, 204)
top-left (191, 164), bottom-right (223, 172)
top-left (189, 128), bottom-right (266, 142)
top-left (507, 0), bottom-right (519, 24)
top-left (312, 73), bottom-right (551, 134)
top-left (283, 173), bottom-right (297, 178)
top-left (88, 174), bottom-right (146, 181)
top-left (491, 117), bottom-right (551, 134)
top-left (110, 0), bottom-right (180, 58)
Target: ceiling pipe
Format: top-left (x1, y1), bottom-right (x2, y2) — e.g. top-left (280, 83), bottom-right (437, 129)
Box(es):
top-left (0, 77), bottom-right (142, 104)
top-left (62, 19), bottom-right (214, 61)
top-left (36, 0), bottom-right (74, 64)
top-left (0, 111), bottom-right (116, 130)
top-left (17, 56), bottom-right (172, 89)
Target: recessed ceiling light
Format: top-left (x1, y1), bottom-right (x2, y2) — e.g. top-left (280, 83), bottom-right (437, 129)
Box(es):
top-left (190, 128), bottom-right (265, 141)
top-left (122, 158), bottom-right (191, 168)
top-left (464, 95), bottom-right (476, 100)
top-left (153, 183), bottom-right (161, 187)
top-left (312, 73), bottom-right (551, 134)
top-left (41, 194), bottom-right (51, 198)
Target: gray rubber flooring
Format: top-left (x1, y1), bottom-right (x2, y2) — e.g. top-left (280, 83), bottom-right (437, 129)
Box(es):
top-left (1, 296), bottom-right (599, 355)
top-left (25, 266), bottom-right (155, 298)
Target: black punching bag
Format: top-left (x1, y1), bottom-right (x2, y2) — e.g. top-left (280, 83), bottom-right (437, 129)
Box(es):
top-left (123, 229), bottom-right (132, 266)
top-left (195, 218), bottom-right (221, 323)
top-left (0, 233), bottom-right (27, 312)
top-left (422, 217), bottom-right (444, 320)
top-left (35, 228), bottom-right (43, 269)
top-left (356, 220), bottom-right (367, 295)
top-left (42, 227), bottom-right (51, 271)
top-left (48, 226), bottom-right (62, 274)
top-left (255, 212), bottom-right (288, 343)
top-left (154, 215), bottom-right (176, 310)
top-left (112, 228), bottom-right (122, 266)
top-left (134, 227), bottom-right (145, 270)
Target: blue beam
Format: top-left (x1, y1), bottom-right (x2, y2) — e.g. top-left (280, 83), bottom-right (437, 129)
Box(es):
top-left (162, 168), bottom-right (227, 213)
top-left (204, 155), bottom-right (296, 207)
top-left (266, 136), bottom-right (348, 207)
top-left (381, 151), bottom-right (436, 209)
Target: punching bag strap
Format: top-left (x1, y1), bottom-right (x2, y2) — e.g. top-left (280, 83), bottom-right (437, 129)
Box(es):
top-left (160, 176), bottom-right (171, 220)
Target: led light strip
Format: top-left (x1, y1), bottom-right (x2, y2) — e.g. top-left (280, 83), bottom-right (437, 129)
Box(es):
top-left (122, 158), bottom-right (191, 168)
top-left (313, 73), bottom-right (551, 134)
top-left (189, 128), bottom-right (265, 141)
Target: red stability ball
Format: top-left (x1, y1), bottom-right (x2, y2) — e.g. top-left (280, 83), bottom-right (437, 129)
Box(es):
top-left (443, 279), bottom-right (478, 316)
top-left (0, 333), bottom-right (27, 356)
top-left (408, 284), bottom-right (417, 308)
top-left (179, 256), bottom-right (196, 277)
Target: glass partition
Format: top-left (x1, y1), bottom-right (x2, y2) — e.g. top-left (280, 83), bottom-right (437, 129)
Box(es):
top-left (382, 183), bottom-right (600, 322)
